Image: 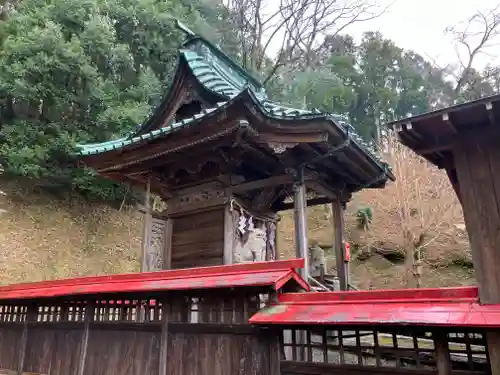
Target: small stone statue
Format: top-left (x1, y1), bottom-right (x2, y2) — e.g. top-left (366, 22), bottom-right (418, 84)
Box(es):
top-left (234, 227), bottom-right (267, 263)
top-left (308, 240), bottom-right (327, 277)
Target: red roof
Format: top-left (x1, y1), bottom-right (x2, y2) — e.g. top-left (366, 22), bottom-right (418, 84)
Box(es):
top-left (0, 259), bottom-right (309, 300)
top-left (249, 286), bottom-right (500, 328)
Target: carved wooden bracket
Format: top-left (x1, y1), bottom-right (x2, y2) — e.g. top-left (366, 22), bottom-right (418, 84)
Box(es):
top-left (267, 142), bottom-right (298, 154)
top-left (166, 187), bottom-right (228, 215)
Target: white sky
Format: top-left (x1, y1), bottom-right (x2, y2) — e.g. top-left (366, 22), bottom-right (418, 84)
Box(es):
top-left (346, 0), bottom-right (500, 69)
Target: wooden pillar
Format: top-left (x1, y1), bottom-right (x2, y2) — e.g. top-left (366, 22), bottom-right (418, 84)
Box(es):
top-left (293, 179), bottom-right (309, 281)
top-left (163, 218), bottom-right (173, 269)
top-left (223, 203), bottom-right (234, 265)
top-left (158, 301), bottom-right (169, 375)
top-left (77, 303), bottom-right (93, 375)
top-left (331, 198), bottom-right (348, 290)
top-left (452, 133), bottom-right (500, 374)
top-left (434, 331), bottom-right (451, 375)
top-left (141, 179), bottom-right (152, 272)
top-left (17, 304), bottom-right (36, 375)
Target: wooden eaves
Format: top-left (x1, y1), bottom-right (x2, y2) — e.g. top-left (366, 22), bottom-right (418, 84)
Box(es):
top-left (76, 21), bottom-right (394, 209)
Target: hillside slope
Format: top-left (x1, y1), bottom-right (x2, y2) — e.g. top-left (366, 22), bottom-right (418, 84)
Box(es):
top-left (0, 178), bottom-right (142, 284)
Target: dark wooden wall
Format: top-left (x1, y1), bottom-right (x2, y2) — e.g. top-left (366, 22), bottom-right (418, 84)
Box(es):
top-left (0, 326), bottom-right (22, 370)
top-left (0, 290), bottom-right (277, 375)
top-left (171, 208), bottom-right (225, 269)
top-left (168, 331), bottom-right (274, 375)
top-left (0, 324), bottom-right (273, 375)
top-left (0, 295), bottom-right (493, 375)
top-left (24, 328), bottom-right (84, 374)
top-left (453, 133), bottom-right (500, 305)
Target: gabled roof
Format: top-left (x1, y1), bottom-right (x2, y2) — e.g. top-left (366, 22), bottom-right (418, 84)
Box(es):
top-left (79, 89), bottom-right (391, 180)
top-left (387, 94), bottom-right (500, 169)
top-left (76, 22), bottom-right (394, 188)
top-left (0, 259), bottom-right (309, 301)
top-left (249, 286), bottom-right (500, 328)
top-left (179, 32), bottom-right (266, 100)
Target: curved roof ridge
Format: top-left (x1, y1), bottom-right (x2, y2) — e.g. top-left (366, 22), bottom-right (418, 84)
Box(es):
top-left (77, 98), bottom-right (237, 156)
top-left (177, 21), bottom-right (266, 99)
top-left (78, 89), bottom-right (393, 180)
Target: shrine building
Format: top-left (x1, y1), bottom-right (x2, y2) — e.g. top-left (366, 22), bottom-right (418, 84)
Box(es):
top-left (76, 22), bottom-right (394, 284)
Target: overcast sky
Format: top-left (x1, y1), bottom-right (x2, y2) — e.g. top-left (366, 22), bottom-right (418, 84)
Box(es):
top-left (346, 0), bottom-right (500, 69)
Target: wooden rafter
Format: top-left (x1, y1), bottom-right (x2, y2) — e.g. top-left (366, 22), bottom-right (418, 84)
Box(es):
top-left (228, 175), bottom-right (294, 193)
top-left (125, 173), bottom-right (173, 199)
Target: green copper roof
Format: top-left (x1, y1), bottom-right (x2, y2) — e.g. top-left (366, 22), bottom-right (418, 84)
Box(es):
top-left (79, 101), bottom-right (228, 155)
top-left (76, 22), bottom-right (391, 180)
top-left (78, 90), bottom-right (390, 180)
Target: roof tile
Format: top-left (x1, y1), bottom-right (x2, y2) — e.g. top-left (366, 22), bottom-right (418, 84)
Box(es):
top-left (77, 32), bottom-right (392, 180)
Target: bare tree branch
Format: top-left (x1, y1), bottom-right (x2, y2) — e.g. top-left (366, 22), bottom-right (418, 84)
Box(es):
top-left (358, 135), bottom-right (463, 288)
top-left (223, 0), bottom-right (390, 84)
top-left (445, 5), bottom-right (500, 100)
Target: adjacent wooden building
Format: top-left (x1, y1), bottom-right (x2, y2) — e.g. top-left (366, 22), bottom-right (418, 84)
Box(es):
top-left (77, 22), bottom-right (393, 282)
top-left (388, 94), bottom-right (500, 375)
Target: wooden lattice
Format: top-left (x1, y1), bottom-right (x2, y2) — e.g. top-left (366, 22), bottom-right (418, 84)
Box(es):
top-left (281, 327), bottom-right (490, 373)
top-left (0, 291), bottom-right (271, 325)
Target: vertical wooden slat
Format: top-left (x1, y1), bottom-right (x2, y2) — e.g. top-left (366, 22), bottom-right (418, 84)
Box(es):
top-left (355, 329), bottom-right (362, 365)
top-left (413, 333), bottom-right (421, 367)
top-left (17, 304), bottom-right (35, 375)
top-left (464, 332), bottom-right (474, 369)
top-left (338, 329), bottom-right (345, 364)
top-left (293, 180), bottom-right (309, 280)
top-left (291, 329), bottom-right (297, 361)
top-left (77, 303), bottom-right (93, 375)
top-left (163, 218), bottom-right (173, 269)
top-left (268, 331), bottom-right (281, 375)
top-left (141, 179), bottom-right (152, 273)
top-left (322, 329), bottom-right (328, 363)
top-left (158, 300), bottom-right (169, 375)
top-left (306, 330), bottom-right (312, 362)
top-left (223, 203), bottom-right (234, 265)
top-left (434, 331), bottom-right (452, 375)
top-left (373, 330), bottom-right (381, 367)
top-left (331, 199), bottom-right (348, 290)
top-left (60, 302), bottom-right (69, 322)
top-left (392, 332), bottom-right (400, 368)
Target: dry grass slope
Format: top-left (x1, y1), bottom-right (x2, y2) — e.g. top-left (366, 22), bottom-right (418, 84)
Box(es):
top-left (0, 177), bottom-right (141, 284)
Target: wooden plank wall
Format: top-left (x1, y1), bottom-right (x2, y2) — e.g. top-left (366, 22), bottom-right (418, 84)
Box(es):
top-left (24, 328), bottom-right (83, 375)
top-left (453, 134), bottom-right (500, 304)
top-left (452, 128), bottom-right (500, 375)
top-left (84, 328), bottom-right (160, 375)
top-left (0, 290), bottom-right (277, 375)
top-left (0, 324), bottom-right (274, 375)
top-left (171, 208), bottom-right (225, 268)
top-left (168, 332), bottom-right (273, 375)
top-left (0, 326), bottom-right (22, 370)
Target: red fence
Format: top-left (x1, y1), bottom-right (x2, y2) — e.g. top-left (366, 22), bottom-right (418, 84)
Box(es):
top-left (0, 260), bottom-right (495, 375)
